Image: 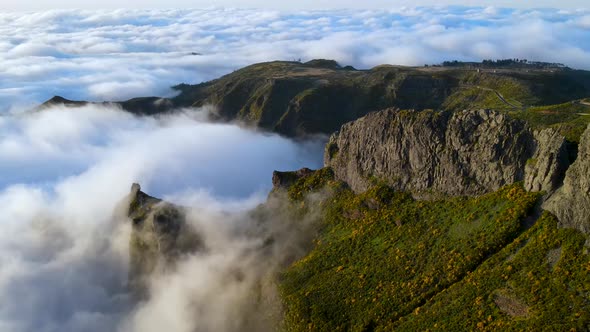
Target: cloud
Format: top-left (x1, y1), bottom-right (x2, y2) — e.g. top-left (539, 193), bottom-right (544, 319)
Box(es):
top-left (0, 6), bottom-right (589, 330)
top-left (0, 104), bottom-right (324, 331)
top-left (1, 7), bottom-right (590, 111)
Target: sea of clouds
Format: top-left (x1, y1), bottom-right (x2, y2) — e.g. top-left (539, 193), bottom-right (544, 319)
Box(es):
top-left (0, 104), bottom-right (324, 332)
top-left (1, 6), bottom-right (590, 331)
top-left (1, 7), bottom-right (590, 111)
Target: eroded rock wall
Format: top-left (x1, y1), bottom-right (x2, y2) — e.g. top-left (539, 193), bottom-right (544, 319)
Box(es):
top-left (544, 124), bottom-right (590, 235)
top-left (325, 109), bottom-right (546, 197)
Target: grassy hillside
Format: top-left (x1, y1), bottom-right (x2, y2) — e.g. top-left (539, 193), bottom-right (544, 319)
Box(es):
top-left (395, 213), bottom-right (590, 331)
top-left (173, 62), bottom-right (590, 137)
top-left (278, 169), bottom-right (589, 331)
top-left (90, 60), bottom-right (583, 137)
top-left (43, 60), bottom-right (590, 138)
top-left (509, 101), bottom-right (590, 143)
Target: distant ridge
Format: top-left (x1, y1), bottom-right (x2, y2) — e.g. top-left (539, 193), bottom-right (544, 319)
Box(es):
top-left (38, 59), bottom-right (590, 139)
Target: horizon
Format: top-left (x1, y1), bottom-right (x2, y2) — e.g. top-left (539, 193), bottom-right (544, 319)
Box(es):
top-left (2, 1), bottom-right (589, 11)
top-left (1, 6), bottom-right (589, 111)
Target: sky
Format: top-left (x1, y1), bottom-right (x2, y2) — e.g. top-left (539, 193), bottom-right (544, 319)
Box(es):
top-left (0, 6), bottom-right (589, 112)
top-left (2, 0), bottom-right (589, 11)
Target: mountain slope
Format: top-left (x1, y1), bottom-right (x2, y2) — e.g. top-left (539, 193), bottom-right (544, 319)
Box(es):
top-left (42, 60), bottom-right (590, 138)
top-left (279, 171), bottom-right (589, 331)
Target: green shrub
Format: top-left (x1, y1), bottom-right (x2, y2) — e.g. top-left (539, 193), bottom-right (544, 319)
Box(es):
top-left (280, 182), bottom-right (542, 331)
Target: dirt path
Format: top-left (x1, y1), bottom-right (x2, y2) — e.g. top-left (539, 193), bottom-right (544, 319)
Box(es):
top-left (460, 85), bottom-right (523, 109)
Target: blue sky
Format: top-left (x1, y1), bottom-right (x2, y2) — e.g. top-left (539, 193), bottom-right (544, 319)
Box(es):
top-left (2, 0), bottom-right (589, 10)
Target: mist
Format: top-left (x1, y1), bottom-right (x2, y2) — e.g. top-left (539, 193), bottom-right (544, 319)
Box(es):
top-left (0, 104), bottom-right (325, 331)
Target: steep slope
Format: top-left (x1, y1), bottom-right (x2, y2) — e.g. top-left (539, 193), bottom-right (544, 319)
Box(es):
top-left (325, 109), bottom-right (569, 197)
top-left (278, 170), bottom-right (589, 331)
top-left (544, 124), bottom-right (590, 235)
top-left (394, 212), bottom-right (590, 331)
top-left (125, 183), bottom-right (202, 291)
top-left (121, 109), bottom-right (590, 330)
top-left (41, 60), bottom-right (590, 137)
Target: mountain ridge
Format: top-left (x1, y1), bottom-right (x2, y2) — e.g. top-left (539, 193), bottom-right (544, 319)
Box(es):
top-left (40, 59), bottom-right (590, 139)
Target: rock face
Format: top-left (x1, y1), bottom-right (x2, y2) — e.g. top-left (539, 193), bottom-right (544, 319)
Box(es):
top-left (325, 109), bottom-right (528, 196)
top-left (272, 168), bottom-right (315, 190)
top-left (524, 128), bottom-right (570, 195)
top-left (544, 124), bottom-right (590, 235)
top-left (126, 184), bottom-right (202, 290)
top-left (325, 109), bottom-right (569, 198)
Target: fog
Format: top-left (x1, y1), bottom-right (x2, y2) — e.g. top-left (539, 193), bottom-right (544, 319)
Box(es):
top-left (0, 104), bottom-right (324, 331)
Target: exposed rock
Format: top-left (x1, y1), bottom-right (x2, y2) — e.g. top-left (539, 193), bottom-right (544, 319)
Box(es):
top-left (494, 291), bottom-right (530, 317)
top-left (544, 124), bottom-right (590, 235)
top-left (546, 247), bottom-right (562, 269)
top-left (524, 128), bottom-right (570, 195)
top-left (325, 109), bottom-right (541, 197)
top-left (272, 168), bottom-right (315, 190)
top-left (126, 183), bottom-right (202, 291)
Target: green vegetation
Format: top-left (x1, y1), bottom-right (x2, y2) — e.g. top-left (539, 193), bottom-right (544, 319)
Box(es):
top-left (278, 171), bottom-right (569, 331)
top-left (510, 101), bottom-right (590, 142)
top-left (396, 213), bottom-right (590, 331)
top-left (49, 60), bottom-right (590, 137)
top-left (165, 60), bottom-right (590, 137)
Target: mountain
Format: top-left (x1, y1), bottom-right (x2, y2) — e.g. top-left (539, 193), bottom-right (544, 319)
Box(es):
top-left (102, 60), bottom-right (590, 330)
top-left (279, 117), bottom-right (590, 330)
top-left (125, 183), bottom-right (202, 294)
top-left (41, 59), bottom-right (590, 139)
top-left (125, 113), bottom-right (590, 331)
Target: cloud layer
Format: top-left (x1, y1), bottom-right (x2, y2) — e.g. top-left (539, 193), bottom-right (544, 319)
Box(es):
top-left (1, 7), bottom-right (590, 111)
top-left (0, 7), bottom-right (589, 331)
top-left (0, 105), bottom-right (323, 331)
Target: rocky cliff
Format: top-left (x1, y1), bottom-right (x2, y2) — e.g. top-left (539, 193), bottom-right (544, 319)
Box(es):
top-left (325, 109), bottom-right (568, 197)
top-left (324, 108), bottom-right (590, 235)
top-left (544, 124), bottom-right (590, 235)
top-left (126, 183), bottom-right (202, 291)
top-left (524, 128), bottom-right (571, 195)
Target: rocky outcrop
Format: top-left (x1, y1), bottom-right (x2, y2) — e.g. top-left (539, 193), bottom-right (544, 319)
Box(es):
top-left (272, 168), bottom-right (315, 191)
top-left (325, 109), bottom-right (526, 196)
top-left (325, 109), bottom-right (569, 198)
top-left (524, 128), bottom-right (570, 195)
top-left (544, 124), bottom-right (590, 235)
top-left (126, 183), bottom-right (202, 290)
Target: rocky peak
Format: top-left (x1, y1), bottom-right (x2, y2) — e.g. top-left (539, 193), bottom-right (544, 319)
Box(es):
top-left (126, 184), bottom-right (202, 292)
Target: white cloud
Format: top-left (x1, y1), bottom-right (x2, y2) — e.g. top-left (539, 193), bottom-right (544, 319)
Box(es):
top-left (0, 104), bottom-right (324, 331)
top-left (1, 7), bottom-right (590, 112)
